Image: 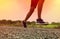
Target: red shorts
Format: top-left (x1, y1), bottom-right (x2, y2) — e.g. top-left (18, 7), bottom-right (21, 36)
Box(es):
top-left (31, 0), bottom-right (39, 7)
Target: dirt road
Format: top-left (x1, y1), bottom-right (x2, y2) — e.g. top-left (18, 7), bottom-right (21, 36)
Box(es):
top-left (0, 26), bottom-right (60, 39)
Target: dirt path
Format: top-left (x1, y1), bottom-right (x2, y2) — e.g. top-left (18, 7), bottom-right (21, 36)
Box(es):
top-left (0, 26), bottom-right (60, 39)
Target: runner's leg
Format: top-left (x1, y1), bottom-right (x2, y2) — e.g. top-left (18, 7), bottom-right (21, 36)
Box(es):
top-left (24, 0), bottom-right (39, 21)
top-left (36, 0), bottom-right (46, 24)
top-left (22, 0), bottom-right (39, 27)
top-left (37, 0), bottom-right (44, 19)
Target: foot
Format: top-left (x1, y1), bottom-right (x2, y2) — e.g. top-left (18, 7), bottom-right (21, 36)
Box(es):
top-left (36, 19), bottom-right (48, 25)
top-left (22, 21), bottom-right (27, 28)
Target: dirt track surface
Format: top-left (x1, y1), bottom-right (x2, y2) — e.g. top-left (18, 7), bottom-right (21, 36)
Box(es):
top-left (0, 26), bottom-right (60, 39)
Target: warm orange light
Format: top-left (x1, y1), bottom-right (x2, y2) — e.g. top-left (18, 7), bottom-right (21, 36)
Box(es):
top-left (0, 0), bottom-right (60, 23)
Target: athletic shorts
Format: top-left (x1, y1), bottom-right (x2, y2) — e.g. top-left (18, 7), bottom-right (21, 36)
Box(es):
top-left (31, 0), bottom-right (39, 7)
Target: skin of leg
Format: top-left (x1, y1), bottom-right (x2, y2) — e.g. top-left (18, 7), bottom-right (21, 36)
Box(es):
top-left (37, 0), bottom-right (44, 19)
top-left (24, 7), bottom-right (35, 21)
top-left (24, 0), bottom-right (39, 21)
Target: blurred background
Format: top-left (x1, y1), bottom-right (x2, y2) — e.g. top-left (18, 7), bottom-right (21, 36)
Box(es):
top-left (0, 0), bottom-right (60, 23)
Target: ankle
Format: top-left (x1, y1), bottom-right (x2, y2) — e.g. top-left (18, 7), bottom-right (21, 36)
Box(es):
top-left (38, 17), bottom-right (41, 19)
top-left (37, 18), bottom-right (42, 20)
top-left (23, 20), bottom-right (26, 22)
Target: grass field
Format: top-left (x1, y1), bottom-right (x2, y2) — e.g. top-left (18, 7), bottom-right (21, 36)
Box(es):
top-left (0, 20), bottom-right (60, 29)
top-left (27, 24), bottom-right (60, 29)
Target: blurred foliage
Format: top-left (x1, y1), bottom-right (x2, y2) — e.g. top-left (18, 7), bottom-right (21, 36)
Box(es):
top-left (0, 19), bottom-right (21, 26)
top-left (0, 19), bottom-right (60, 29)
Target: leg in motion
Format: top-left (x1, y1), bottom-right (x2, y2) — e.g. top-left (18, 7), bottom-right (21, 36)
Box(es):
top-left (37, 0), bottom-right (44, 19)
top-left (22, 0), bottom-right (39, 28)
top-left (36, 0), bottom-right (46, 24)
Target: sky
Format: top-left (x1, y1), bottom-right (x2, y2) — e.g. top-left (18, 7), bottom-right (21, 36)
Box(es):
top-left (0, 0), bottom-right (60, 23)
